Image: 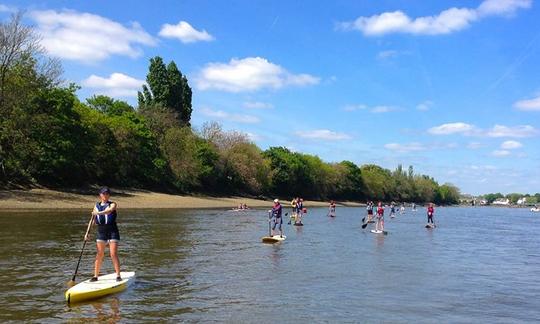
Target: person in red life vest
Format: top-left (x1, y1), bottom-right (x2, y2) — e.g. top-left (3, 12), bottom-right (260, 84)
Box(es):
top-left (427, 203), bottom-right (435, 224)
top-left (376, 202), bottom-right (385, 231)
top-left (85, 187), bottom-right (122, 282)
top-left (329, 200), bottom-right (336, 217)
top-left (270, 199), bottom-right (283, 237)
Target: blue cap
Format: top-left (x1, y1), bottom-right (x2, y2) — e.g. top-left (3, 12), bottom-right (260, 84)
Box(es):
top-left (99, 187), bottom-right (110, 194)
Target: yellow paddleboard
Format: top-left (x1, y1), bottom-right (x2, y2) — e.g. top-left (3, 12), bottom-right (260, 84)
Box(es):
top-left (65, 271), bottom-right (135, 304)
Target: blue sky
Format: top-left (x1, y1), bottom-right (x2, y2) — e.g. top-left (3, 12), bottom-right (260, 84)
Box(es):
top-left (2, 0), bottom-right (540, 195)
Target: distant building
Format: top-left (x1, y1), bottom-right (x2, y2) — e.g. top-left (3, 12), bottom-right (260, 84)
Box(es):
top-left (492, 198), bottom-right (510, 206)
top-left (517, 197), bottom-right (527, 205)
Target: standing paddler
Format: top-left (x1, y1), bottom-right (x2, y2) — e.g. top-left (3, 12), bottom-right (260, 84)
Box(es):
top-left (85, 187), bottom-right (122, 282)
top-left (376, 202), bottom-right (385, 232)
top-left (270, 199), bottom-right (283, 237)
top-left (427, 203), bottom-right (435, 226)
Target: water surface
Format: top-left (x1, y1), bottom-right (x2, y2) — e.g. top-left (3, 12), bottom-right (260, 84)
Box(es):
top-left (0, 207), bottom-right (539, 323)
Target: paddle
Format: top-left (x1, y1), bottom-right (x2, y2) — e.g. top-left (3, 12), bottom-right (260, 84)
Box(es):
top-left (67, 213), bottom-right (94, 288)
top-left (268, 211), bottom-right (272, 237)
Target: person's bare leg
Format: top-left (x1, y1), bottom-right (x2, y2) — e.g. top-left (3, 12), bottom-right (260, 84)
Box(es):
top-left (94, 241), bottom-right (106, 278)
top-left (109, 241), bottom-right (121, 277)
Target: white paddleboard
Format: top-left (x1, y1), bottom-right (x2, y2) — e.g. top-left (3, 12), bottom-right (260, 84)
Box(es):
top-left (370, 229), bottom-right (388, 235)
top-left (65, 271), bottom-right (135, 304)
top-left (261, 235), bottom-right (287, 243)
top-left (425, 224), bottom-right (436, 228)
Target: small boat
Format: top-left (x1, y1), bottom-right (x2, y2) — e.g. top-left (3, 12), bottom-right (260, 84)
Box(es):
top-left (531, 207), bottom-right (540, 212)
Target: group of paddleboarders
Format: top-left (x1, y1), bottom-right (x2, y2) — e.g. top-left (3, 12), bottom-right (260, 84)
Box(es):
top-left (361, 201), bottom-right (436, 233)
top-left (233, 203), bottom-right (250, 211)
top-left (290, 197), bottom-right (305, 225)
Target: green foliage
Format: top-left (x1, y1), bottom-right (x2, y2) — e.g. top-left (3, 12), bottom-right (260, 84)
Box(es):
top-left (86, 95), bottom-right (134, 116)
top-left (138, 56), bottom-right (192, 126)
top-left (483, 193), bottom-right (504, 203)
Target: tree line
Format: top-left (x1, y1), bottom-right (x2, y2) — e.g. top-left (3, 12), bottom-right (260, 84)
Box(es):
top-left (0, 13), bottom-right (460, 204)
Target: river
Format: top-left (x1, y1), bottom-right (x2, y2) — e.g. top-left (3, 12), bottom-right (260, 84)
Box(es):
top-left (0, 206), bottom-right (539, 323)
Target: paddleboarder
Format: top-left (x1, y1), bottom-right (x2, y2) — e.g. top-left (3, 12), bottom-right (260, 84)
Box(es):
top-left (366, 201), bottom-right (374, 222)
top-left (376, 202), bottom-right (385, 232)
top-left (329, 200), bottom-right (336, 217)
top-left (389, 203), bottom-right (396, 218)
top-left (296, 198), bottom-right (304, 224)
top-left (270, 199), bottom-right (283, 237)
top-left (427, 203), bottom-right (435, 225)
top-left (85, 187), bottom-right (122, 282)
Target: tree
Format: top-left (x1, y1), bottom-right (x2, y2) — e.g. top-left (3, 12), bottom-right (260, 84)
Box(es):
top-left (334, 161), bottom-right (365, 200)
top-left (138, 57), bottom-right (192, 126)
top-left (86, 95), bottom-right (134, 116)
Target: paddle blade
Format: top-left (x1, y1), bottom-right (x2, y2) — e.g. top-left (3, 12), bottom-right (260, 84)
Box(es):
top-left (67, 280), bottom-right (76, 288)
top-left (361, 217), bottom-right (365, 223)
top-left (361, 223), bottom-right (368, 229)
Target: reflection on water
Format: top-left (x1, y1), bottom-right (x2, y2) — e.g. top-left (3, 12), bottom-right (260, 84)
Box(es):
top-left (1, 207), bottom-right (540, 322)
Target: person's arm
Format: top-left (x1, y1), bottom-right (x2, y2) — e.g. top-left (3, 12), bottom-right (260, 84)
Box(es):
top-left (84, 213), bottom-right (95, 241)
top-left (92, 202), bottom-right (117, 215)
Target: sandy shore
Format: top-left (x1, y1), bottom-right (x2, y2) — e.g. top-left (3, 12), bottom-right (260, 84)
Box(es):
top-left (0, 188), bottom-right (362, 211)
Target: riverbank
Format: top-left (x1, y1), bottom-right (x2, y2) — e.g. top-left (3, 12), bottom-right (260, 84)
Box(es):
top-left (0, 188), bottom-right (362, 211)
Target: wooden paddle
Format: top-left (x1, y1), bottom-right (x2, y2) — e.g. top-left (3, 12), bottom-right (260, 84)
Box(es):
top-left (67, 213), bottom-right (94, 288)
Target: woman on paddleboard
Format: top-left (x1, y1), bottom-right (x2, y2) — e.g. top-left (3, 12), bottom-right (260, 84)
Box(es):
top-left (85, 187), bottom-right (122, 282)
top-left (427, 203), bottom-right (435, 225)
top-left (270, 199), bottom-right (283, 237)
top-left (296, 198), bottom-right (304, 224)
top-left (376, 202), bottom-right (385, 231)
top-left (329, 200), bottom-right (336, 217)
top-left (366, 201), bottom-right (374, 222)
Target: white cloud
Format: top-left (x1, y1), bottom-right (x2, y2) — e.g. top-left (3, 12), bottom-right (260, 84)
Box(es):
top-left (514, 95), bottom-right (540, 111)
top-left (384, 142), bottom-right (425, 153)
top-left (486, 124), bottom-right (538, 138)
top-left (338, 0), bottom-right (531, 36)
top-left (196, 57), bottom-right (319, 92)
top-left (416, 100), bottom-right (433, 111)
top-left (200, 107), bottom-right (260, 124)
top-left (428, 122), bottom-right (475, 135)
top-left (296, 129), bottom-right (351, 141)
top-left (477, 0), bottom-right (532, 16)
top-left (429, 122), bottom-right (538, 138)
top-left (158, 21), bottom-right (214, 43)
top-left (29, 9), bottom-right (156, 62)
top-left (500, 140), bottom-right (523, 149)
top-left (243, 101), bottom-right (273, 109)
top-left (377, 50), bottom-right (399, 60)
top-left (82, 73), bottom-right (145, 97)
top-left (344, 104), bottom-right (398, 113)
top-left (343, 104), bottom-right (367, 112)
top-left (371, 105), bottom-right (397, 113)
top-left (246, 132), bottom-right (263, 141)
top-left (492, 149), bottom-right (511, 157)
top-left (0, 4), bottom-right (16, 12)
top-left (467, 142), bottom-right (483, 149)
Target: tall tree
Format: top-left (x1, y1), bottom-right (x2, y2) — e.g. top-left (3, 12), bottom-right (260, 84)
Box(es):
top-left (138, 57), bottom-right (192, 126)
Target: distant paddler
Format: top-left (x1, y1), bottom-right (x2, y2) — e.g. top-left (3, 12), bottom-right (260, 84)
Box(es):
top-left (328, 200), bottom-right (336, 217)
top-left (389, 203), bottom-right (396, 218)
top-left (290, 197), bottom-right (298, 219)
top-left (86, 187), bottom-right (122, 282)
top-left (426, 203), bottom-right (435, 227)
top-left (376, 202), bottom-right (385, 232)
top-left (270, 199), bottom-right (284, 237)
top-left (295, 198), bottom-right (305, 225)
top-left (366, 201), bottom-right (374, 223)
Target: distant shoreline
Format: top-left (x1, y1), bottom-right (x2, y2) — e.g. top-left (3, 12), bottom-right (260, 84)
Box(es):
top-left (0, 188), bottom-right (363, 211)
